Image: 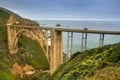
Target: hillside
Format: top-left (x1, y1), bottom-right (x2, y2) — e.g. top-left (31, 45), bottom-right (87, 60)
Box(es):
top-left (0, 8), bottom-right (49, 80)
top-left (0, 7), bottom-right (120, 80)
top-left (0, 7), bottom-right (21, 18)
top-left (49, 43), bottom-right (120, 80)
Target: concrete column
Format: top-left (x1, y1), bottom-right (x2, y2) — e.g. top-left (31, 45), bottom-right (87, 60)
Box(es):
top-left (84, 33), bottom-right (87, 50)
top-left (46, 30), bottom-right (49, 62)
top-left (81, 32), bottom-right (87, 52)
top-left (13, 27), bottom-right (18, 52)
top-left (7, 25), bottom-right (18, 54)
top-left (70, 32), bottom-right (73, 56)
top-left (67, 32), bottom-right (70, 58)
top-left (81, 33), bottom-right (84, 52)
top-left (67, 32), bottom-right (73, 59)
top-left (99, 34), bottom-right (104, 47)
top-left (50, 28), bottom-right (63, 74)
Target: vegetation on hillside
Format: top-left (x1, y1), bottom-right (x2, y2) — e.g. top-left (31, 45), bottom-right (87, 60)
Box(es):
top-left (0, 8), bottom-right (49, 80)
top-left (18, 36), bottom-right (49, 70)
top-left (0, 8), bottom-right (10, 52)
top-left (0, 7), bottom-right (21, 18)
top-left (49, 43), bottom-right (120, 80)
top-left (0, 7), bottom-right (120, 80)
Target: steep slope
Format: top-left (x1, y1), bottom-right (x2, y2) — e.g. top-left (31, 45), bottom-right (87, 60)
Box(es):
top-left (0, 7), bottom-right (39, 26)
top-left (0, 7), bottom-right (49, 80)
top-left (0, 7), bottom-right (21, 18)
top-left (49, 43), bottom-right (120, 80)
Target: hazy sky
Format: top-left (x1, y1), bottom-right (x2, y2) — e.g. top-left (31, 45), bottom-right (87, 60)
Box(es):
top-left (0, 0), bottom-right (120, 20)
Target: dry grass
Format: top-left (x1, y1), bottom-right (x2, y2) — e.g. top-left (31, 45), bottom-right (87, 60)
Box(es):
top-left (86, 66), bottom-right (120, 80)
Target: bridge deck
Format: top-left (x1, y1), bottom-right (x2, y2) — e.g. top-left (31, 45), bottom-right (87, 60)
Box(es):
top-left (11, 25), bottom-right (120, 35)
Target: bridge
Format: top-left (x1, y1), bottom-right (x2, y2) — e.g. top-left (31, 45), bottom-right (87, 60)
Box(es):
top-left (6, 19), bottom-right (120, 75)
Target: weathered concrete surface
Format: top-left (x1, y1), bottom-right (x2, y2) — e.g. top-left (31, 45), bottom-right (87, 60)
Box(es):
top-left (50, 29), bottom-right (63, 74)
top-left (6, 16), bottom-right (63, 75)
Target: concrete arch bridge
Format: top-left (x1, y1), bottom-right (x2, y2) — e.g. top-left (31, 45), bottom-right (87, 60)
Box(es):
top-left (7, 24), bottom-right (120, 74)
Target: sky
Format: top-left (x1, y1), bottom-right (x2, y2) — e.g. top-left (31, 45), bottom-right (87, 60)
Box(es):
top-left (0, 0), bottom-right (120, 20)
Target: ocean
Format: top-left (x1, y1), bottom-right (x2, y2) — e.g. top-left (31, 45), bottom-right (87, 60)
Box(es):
top-left (37, 20), bottom-right (120, 53)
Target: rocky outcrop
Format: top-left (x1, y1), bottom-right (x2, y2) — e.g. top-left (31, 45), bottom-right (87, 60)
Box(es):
top-left (10, 62), bottom-right (35, 78)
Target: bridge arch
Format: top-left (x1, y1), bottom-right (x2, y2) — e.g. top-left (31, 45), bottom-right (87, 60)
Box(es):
top-left (7, 26), bottom-right (49, 61)
top-left (14, 29), bottom-right (39, 47)
top-left (7, 25), bottom-right (63, 74)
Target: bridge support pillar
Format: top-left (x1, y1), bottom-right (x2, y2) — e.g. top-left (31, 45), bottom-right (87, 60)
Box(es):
top-left (99, 34), bottom-right (104, 47)
top-left (7, 25), bottom-right (18, 54)
top-left (67, 32), bottom-right (73, 59)
top-left (81, 32), bottom-right (87, 52)
top-left (50, 29), bottom-right (63, 74)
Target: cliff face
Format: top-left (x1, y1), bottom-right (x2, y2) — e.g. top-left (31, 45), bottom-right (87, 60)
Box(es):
top-left (0, 7), bottom-right (49, 80)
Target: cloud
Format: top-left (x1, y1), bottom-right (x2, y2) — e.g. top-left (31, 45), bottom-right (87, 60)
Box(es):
top-left (0, 0), bottom-right (120, 19)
